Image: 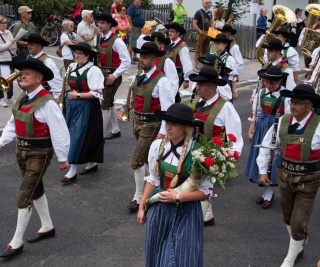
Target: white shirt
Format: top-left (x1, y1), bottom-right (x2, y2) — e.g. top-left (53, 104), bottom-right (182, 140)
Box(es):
top-left (229, 40), bottom-right (244, 75)
top-left (100, 31), bottom-right (131, 78)
top-left (256, 111), bottom-right (320, 174)
top-left (136, 66), bottom-right (175, 135)
top-left (198, 93), bottom-right (244, 154)
top-left (0, 86), bottom-right (70, 162)
top-left (68, 62), bottom-right (104, 99)
top-left (310, 46), bottom-right (320, 67)
top-left (76, 20), bottom-right (97, 47)
top-left (221, 52), bottom-right (236, 81)
top-left (162, 57), bottom-right (179, 96)
top-left (60, 32), bottom-right (76, 60)
top-left (32, 51), bottom-right (63, 99)
top-left (170, 37), bottom-right (193, 81)
top-left (145, 139), bottom-right (214, 196)
top-left (298, 28), bottom-right (305, 46)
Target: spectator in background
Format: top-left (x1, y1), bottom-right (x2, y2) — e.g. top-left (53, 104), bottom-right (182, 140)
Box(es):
top-left (257, 8), bottom-right (268, 40)
top-left (212, 8), bottom-right (233, 30)
top-left (114, 5), bottom-right (132, 46)
top-left (172, 0), bottom-right (188, 27)
top-left (127, 0), bottom-right (145, 65)
top-left (136, 24), bottom-right (152, 51)
top-left (192, 0), bottom-right (212, 71)
top-left (111, 0), bottom-right (123, 18)
top-left (77, 10), bottom-right (100, 49)
top-left (13, 6), bottom-right (37, 60)
top-left (291, 8), bottom-right (305, 48)
top-left (0, 15), bottom-right (17, 107)
top-left (60, 20), bottom-right (77, 71)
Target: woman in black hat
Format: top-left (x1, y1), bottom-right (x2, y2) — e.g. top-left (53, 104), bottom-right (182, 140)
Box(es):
top-left (137, 103), bottom-right (210, 267)
top-left (245, 65), bottom-right (291, 209)
top-left (209, 33), bottom-right (238, 101)
top-left (60, 42), bottom-right (105, 184)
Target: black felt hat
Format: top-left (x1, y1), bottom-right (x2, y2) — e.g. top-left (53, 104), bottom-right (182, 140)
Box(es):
top-left (189, 67), bottom-right (227, 86)
top-left (14, 57), bottom-right (54, 81)
top-left (22, 33), bottom-right (50, 46)
top-left (220, 24), bottom-right (237, 35)
top-left (144, 32), bottom-right (170, 45)
top-left (133, 42), bottom-right (166, 56)
top-left (272, 24), bottom-right (292, 40)
top-left (261, 37), bottom-right (284, 50)
top-left (280, 84), bottom-right (320, 107)
top-left (257, 65), bottom-right (289, 80)
top-left (155, 103), bottom-right (204, 127)
top-left (210, 33), bottom-right (232, 43)
top-left (69, 42), bottom-right (97, 56)
top-left (165, 22), bottom-right (186, 35)
top-left (96, 13), bottom-right (118, 27)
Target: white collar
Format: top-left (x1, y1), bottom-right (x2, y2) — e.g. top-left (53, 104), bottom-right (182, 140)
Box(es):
top-left (201, 93), bottom-right (219, 106)
top-left (142, 66), bottom-right (157, 78)
top-left (32, 50), bottom-right (45, 59)
top-left (25, 85), bottom-right (45, 99)
top-left (292, 111), bottom-right (313, 126)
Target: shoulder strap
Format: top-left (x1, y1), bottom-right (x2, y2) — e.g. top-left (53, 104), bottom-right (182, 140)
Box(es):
top-left (205, 98), bottom-right (226, 139)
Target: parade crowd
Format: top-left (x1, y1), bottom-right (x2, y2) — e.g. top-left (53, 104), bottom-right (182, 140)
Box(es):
top-left (0, 1), bottom-right (320, 266)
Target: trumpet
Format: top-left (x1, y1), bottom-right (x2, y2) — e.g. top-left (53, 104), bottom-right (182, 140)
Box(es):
top-left (0, 71), bottom-right (22, 92)
top-left (119, 77), bottom-right (135, 121)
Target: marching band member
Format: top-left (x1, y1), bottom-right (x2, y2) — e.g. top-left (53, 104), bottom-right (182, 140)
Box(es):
top-left (96, 13), bottom-right (130, 140)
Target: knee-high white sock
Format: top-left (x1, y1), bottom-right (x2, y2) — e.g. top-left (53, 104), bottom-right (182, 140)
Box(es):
top-left (85, 162), bottom-right (97, 170)
top-left (65, 164), bottom-right (78, 178)
top-left (33, 194), bottom-right (54, 233)
top-left (281, 238), bottom-right (304, 267)
top-left (9, 208), bottom-right (32, 249)
top-left (133, 165), bottom-right (146, 203)
top-left (286, 224), bottom-right (292, 237)
top-left (102, 109), bottom-right (111, 137)
top-left (110, 106), bottom-right (120, 133)
top-left (264, 186), bottom-right (274, 201)
top-left (201, 199), bottom-right (214, 222)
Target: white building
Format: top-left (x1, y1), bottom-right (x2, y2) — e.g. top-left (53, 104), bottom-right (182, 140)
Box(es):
top-left (152, 0), bottom-right (311, 26)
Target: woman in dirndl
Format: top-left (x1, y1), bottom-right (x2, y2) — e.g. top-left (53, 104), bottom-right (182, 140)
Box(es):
top-left (245, 66), bottom-right (291, 209)
top-left (137, 103), bottom-right (213, 267)
top-left (60, 42), bottom-right (104, 185)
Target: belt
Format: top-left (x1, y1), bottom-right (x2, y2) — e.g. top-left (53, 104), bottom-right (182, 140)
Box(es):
top-left (101, 68), bottom-right (116, 74)
top-left (281, 157), bottom-right (320, 175)
top-left (17, 137), bottom-right (53, 149)
top-left (134, 112), bottom-right (159, 123)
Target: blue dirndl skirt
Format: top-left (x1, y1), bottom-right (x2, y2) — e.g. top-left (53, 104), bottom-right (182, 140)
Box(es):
top-left (145, 201), bottom-right (204, 267)
top-left (245, 113), bottom-right (280, 185)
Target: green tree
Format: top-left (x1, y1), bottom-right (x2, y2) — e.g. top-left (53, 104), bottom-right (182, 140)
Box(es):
top-left (214, 0), bottom-right (250, 23)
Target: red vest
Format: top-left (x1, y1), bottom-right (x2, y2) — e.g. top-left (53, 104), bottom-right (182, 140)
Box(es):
top-left (14, 90), bottom-right (51, 138)
top-left (99, 33), bottom-right (121, 68)
top-left (194, 97), bottom-right (225, 137)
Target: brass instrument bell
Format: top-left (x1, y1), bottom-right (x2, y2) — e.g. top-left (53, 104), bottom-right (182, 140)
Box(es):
top-left (0, 71), bottom-right (22, 92)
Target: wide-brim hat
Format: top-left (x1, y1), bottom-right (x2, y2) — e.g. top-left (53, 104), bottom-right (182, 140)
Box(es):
top-left (280, 84), bottom-right (320, 107)
top-left (14, 57), bottom-right (53, 81)
top-left (69, 42), bottom-right (97, 56)
top-left (220, 24), bottom-right (237, 35)
top-left (257, 65), bottom-right (289, 80)
top-left (18, 6), bottom-right (33, 14)
top-left (143, 32), bottom-right (170, 45)
top-left (133, 42), bottom-right (166, 56)
top-left (96, 13), bottom-right (118, 27)
top-left (22, 33), bottom-right (49, 46)
top-left (210, 33), bottom-right (231, 43)
top-left (189, 67), bottom-right (227, 86)
top-left (272, 25), bottom-right (292, 40)
top-left (165, 22), bottom-right (186, 35)
top-left (197, 55), bottom-right (233, 74)
top-left (155, 103), bottom-right (204, 127)
top-left (261, 37), bottom-right (284, 50)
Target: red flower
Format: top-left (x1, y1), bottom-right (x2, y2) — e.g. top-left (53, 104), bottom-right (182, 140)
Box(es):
top-left (233, 151), bottom-right (240, 161)
top-left (212, 136), bottom-right (224, 147)
top-left (204, 157), bottom-right (215, 168)
top-left (227, 134), bottom-right (237, 142)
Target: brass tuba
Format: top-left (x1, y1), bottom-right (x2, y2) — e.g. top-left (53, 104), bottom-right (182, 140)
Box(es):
top-left (0, 71), bottom-right (22, 92)
top-left (256, 5), bottom-right (296, 64)
top-left (301, 4), bottom-right (320, 58)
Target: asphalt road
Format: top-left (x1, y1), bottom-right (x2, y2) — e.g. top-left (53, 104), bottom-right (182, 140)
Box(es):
top-left (0, 47), bottom-right (319, 267)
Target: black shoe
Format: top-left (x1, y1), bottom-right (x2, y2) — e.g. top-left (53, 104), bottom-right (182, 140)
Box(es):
top-left (204, 217), bottom-right (215, 227)
top-left (0, 244), bottom-right (24, 258)
top-left (256, 196), bottom-right (264, 205)
top-left (60, 174), bottom-right (77, 185)
top-left (262, 194), bottom-right (274, 209)
top-left (127, 200), bottom-right (139, 212)
top-left (79, 164), bottom-right (98, 175)
top-left (104, 131), bottom-right (121, 140)
top-left (27, 228), bottom-right (55, 243)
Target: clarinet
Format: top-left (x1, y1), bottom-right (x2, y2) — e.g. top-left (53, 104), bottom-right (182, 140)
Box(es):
top-left (253, 77), bottom-right (262, 132)
top-left (266, 110), bottom-right (280, 179)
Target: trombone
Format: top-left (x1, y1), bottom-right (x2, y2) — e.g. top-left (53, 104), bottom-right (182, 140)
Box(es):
top-left (0, 71), bottom-right (22, 92)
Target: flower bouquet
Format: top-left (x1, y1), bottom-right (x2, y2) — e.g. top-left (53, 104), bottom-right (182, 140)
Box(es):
top-left (147, 134), bottom-right (239, 205)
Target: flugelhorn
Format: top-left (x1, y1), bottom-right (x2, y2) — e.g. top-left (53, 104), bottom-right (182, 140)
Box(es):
top-left (256, 5), bottom-right (296, 64)
top-left (0, 71), bottom-right (22, 92)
